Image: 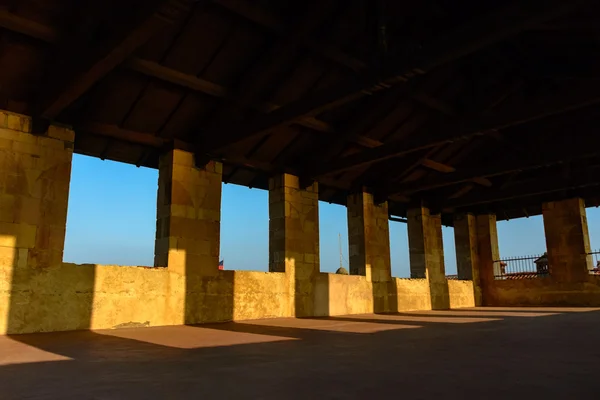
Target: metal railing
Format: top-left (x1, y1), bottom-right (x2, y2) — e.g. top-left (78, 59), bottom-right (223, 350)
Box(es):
top-left (493, 253), bottom-right (549, 280)
top-left (587, 250), bottom-right (600, 275)
top-left (446, 274), bottom-right (459, 280)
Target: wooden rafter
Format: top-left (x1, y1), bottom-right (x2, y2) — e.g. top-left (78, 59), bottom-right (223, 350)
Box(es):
top-left (35, 0), bottom-right (193, 120)
top-left (196, 0), bottom-right (585, 156)
top-left (387, 130), bottom-right (600, 197)
top-left (210, 0), bottom-right (365, 71)
top-left (442, 165), bottom-right (600, 210)
top-left (314, 81), bottom-right (600, 179)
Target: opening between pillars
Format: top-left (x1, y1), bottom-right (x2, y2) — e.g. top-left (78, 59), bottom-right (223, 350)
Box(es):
top-left (494, 215), bottom-right (547, 280)
top-left (64, 155), bottom-right (157, 267)
top-left (220, 183), bottom-right (268, 272)
top-left (319, 201), bottom-right (349, 274)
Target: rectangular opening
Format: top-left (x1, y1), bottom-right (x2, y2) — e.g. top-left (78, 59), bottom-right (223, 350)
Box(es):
top-left (443, 226), bottom-right (457, 279)
top-left (389, 217), bottom-right (410, 278)
top-left (64, 154), bottom-right (158, 267)
top-left (220, 183), bottom-right (268, 272)
top-left (319, 201), bottom-right (349, 274)
top-left (584, 206), bottom-right (600, 275)
top-left (495, 215), bottom-right (547, 279)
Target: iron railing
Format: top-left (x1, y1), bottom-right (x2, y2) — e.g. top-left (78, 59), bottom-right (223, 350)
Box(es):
top-left (446, 274), bottom-right (459, 280)
top-left (587, 250), bottom-right (600, 275)
top-left (493, 253), bottom-right (549, 280)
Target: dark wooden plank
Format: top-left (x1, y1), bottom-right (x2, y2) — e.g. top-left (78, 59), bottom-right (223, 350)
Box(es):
top-left (314, 81), bottom-right (600, 178)
top-left (198, 0), bottom-right (584, 154)
top-left (36, 0), bottom-right (193, 120)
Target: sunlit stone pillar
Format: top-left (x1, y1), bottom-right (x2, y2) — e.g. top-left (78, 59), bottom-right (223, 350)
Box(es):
top-left (154, 149), bottom-right (222, 277)
top-left (542, 198), bottom-right (592, 282)
top-left (407, 206), bottom-right (449, 309)
top-left (347, 192), bottom-right (391, 282)
top-left (476, 213), bottom-right (500, 305)
top-left (0, 110), bottom-right (74, 334)
top-left (454, 213), bottom-right (482, 305)
top-left (268, 173), bottom-right (319, 317)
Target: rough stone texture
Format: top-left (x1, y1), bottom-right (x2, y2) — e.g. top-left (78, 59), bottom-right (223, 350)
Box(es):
top-left (447, 279), bottom-right (476, 308)
top-left (542, 198), bottom-right (592, 283)
top-left (486, 276), bottom-right (600, 306)
top-left (0, 111), bottom-right (74, 334)
top-left (476, 214), bottom-right (500, 305)
top-left (454, 213), bottom-right (482, 305)
top-left (269, 173), bottom-right (319, 317)
top-left (0, 111), bottom-right (476, 335)
top-left (407, 206), bottom-right (449, 309)
top-left (154, 149), bottom-right (222, 278)
top-left (347, 192), bottom-right (391, 282)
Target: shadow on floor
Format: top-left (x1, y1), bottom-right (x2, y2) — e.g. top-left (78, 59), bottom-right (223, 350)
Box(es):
top-left (2, 308), bottom-right (600, 399)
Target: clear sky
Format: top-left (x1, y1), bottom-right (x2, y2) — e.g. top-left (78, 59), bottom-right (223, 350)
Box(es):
top-left (64, 154), bottom-right (600, 276)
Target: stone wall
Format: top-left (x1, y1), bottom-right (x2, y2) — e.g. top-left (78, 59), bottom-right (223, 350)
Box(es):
top-left (1, 262), bottom-right (476, 334)
top-left (485, 276), bottom-right (600, 307)
top-left (0, 110), bottom-right (476, 335)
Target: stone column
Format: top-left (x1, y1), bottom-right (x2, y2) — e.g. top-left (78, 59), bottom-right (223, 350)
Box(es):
top-left (476, 214), bottom-right (500, 305)
top-left (154, 149), bottom-right (222, 277)
top-left (269, 173), bottom-right (319, 317)
top-left (454, 213), bottom-right (482, 305)
top-left (347, 192), bottom-right (391, 282)
top-left (0, 111), bottom-right (75, 334)
top-left (542, 198), bottom-right (592, 282)
top-left (407, 206), bottom-right (449, 309)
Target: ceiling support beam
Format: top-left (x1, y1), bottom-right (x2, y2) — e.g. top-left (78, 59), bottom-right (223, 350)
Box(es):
top-left (196, 0), bottom-right (584, 156)
top-left (35, 0), bottom-right (193, 120)
top-left (313, 81), bottom-right (600, 179)
top-left (210, 0), bottom-right (365, 71)
top-left (442, 166), bottom-right (600, 210)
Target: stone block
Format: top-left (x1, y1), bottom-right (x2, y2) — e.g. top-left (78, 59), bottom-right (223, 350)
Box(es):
top-left (47, 125), bottom-right (74, 142)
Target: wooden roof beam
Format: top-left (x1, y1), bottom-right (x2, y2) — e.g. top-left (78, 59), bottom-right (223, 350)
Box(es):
top-left (313, 80), bottom-right (600, 179)
top-left (211, 0), bottom-right (365, 71)
top-left (442, 165), bottom-right (600, 210)
top-left (197, 0), bottom-right (584, 156)
top-left (421, 158), bottom-right (456, 173)
top-left (35, 0), bottom-right (193, 120)
top-left (124, 57), bottom-right (334, 134)
top-left (0, 9), bottom-right (59, 42)
top-left (387, 132), bottom-right (600, 197)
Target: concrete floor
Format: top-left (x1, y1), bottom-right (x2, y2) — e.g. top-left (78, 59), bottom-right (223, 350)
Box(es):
top-left (1, 308), bottom-right (600, 399)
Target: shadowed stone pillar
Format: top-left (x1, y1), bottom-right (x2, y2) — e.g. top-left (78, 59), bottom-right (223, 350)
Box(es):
top-left (0, 111), bottom-right (75, 334)
top-left (154, 149), bottom-right (222, 277)
top-left (454, 213), bottom-right (482, 306)
top-left (407, 206), bottom-right (449, 309)
top-left (542, 198), bottom-right (592, 282)
top-left (269, 173), bottom-right (319, 317)
top-left (476, 214), bottom-right (500, 305)
top-left (347, 192), bottom-right (391, 282)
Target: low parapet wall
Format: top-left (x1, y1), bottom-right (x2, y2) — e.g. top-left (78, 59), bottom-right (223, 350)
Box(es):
top-left (0, 262), bottom-right (475, 334)
top-left (484, 276), bottom-right (600, 307)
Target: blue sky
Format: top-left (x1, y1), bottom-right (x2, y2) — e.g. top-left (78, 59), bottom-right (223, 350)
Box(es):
top-left (64, 155), bottom-right (600, 276)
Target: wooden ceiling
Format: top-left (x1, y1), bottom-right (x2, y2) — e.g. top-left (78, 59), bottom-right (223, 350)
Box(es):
top-left (1, 0), bottom-right (600, 223)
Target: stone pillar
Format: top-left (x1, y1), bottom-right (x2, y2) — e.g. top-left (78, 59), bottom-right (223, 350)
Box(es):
top-left (0, 111), bottom-right (75, 334)
top-left (407, 206), bottom-right (449, 309)
top-left (542, 198), bottom-right (592, 282)
top-left (347, 192), bottom-right (391, 282)
top-left (454, 213), bottom-right (482, 305)
top-left (476, 214), bottom-right (500, 305)
top-left (154, 149), bottom-right (222, 277)
top-left (269, 173), bottom-right (319, 317)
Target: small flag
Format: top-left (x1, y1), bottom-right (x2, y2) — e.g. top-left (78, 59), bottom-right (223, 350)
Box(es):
top-left (218, 260), bottom-right (224, 270)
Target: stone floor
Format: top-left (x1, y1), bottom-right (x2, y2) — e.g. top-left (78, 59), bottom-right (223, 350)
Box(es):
top-left (1, 307), bottom-right (600, 399)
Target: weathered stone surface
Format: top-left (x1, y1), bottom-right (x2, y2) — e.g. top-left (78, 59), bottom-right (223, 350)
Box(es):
top-left (542, 198), bottom-right (591, 283)
top-left (454, 213), bottom-right (482, 306)
top-left (268, 173), bottom-right (319, 317)
top-left (407, 206), bottom-right (449, 309)
top-left (347, 192), bottom-right (391, 282)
